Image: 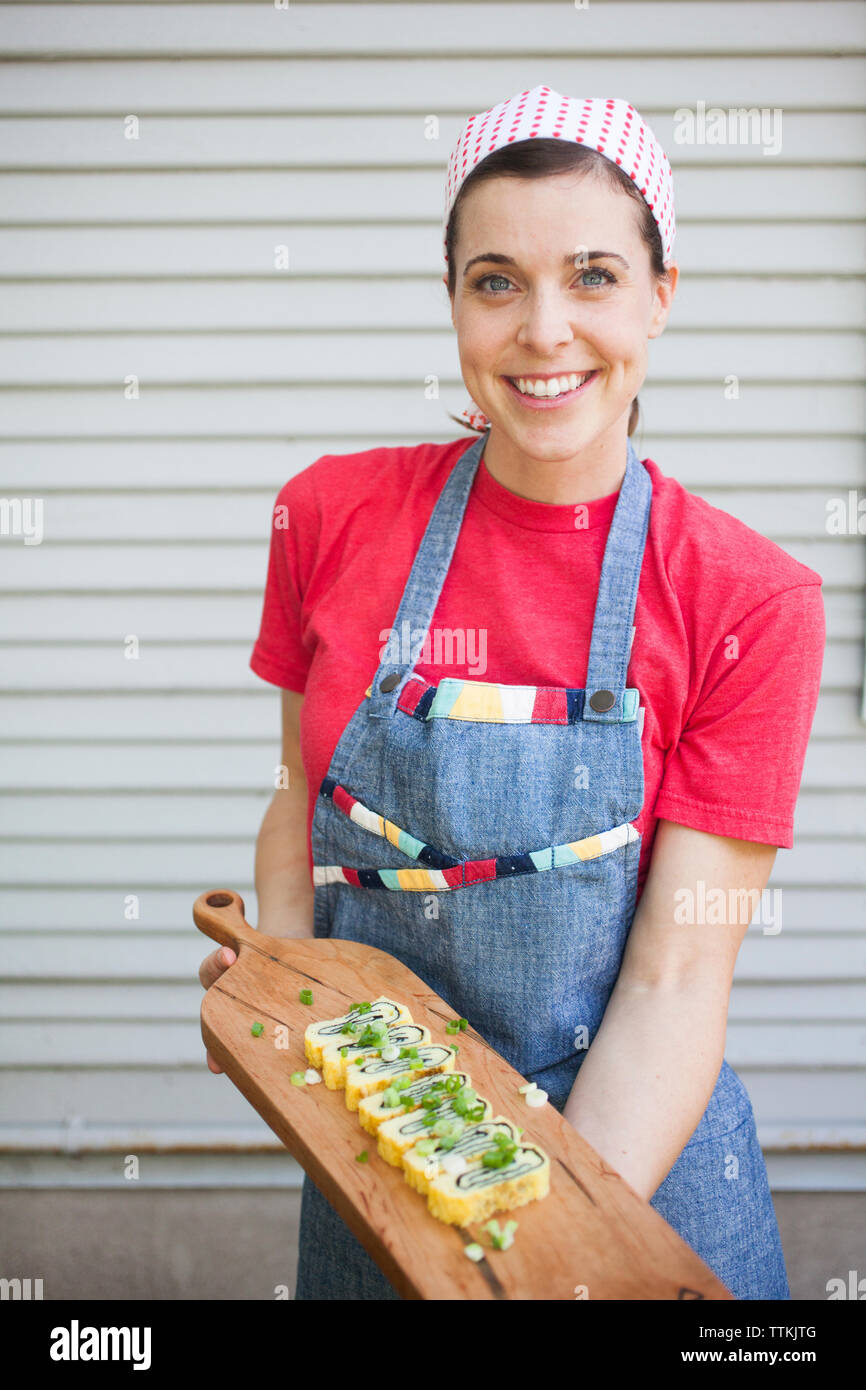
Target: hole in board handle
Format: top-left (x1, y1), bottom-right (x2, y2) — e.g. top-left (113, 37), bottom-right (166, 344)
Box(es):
top-left (206, 893), bottom-right (234, 908)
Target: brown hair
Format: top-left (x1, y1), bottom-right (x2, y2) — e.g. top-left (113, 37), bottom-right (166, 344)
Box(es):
top-left (444, 138), bottom-right (669, 437)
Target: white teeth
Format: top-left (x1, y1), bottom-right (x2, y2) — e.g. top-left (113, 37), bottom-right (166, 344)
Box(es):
top-left (514, 372), bottom-right (592, 398)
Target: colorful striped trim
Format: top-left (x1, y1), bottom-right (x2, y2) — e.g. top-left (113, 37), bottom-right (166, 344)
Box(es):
top-left (364, 675), bottom-right (639, 723)
top-left (314, 776), bottom-right (638, 891)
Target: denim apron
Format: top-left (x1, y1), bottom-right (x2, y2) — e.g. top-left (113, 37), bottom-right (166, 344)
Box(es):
top-left (294, 434), bottom-right (790, 1302)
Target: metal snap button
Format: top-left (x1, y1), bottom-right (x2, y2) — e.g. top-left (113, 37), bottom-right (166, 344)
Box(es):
top-left (379, 673), bottom-right (401, 692)
top-left (589, 689), bottom-right (616, 712)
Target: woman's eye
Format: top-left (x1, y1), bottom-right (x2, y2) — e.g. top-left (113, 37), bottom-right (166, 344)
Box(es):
top-left (479, 274), bottom-right (512, 293)
top-left (579, 267), bottom-right (614, 287)
top-left (475, 268), bottom-right (614, 293)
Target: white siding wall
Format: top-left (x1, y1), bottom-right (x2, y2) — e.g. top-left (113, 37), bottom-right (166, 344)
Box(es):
top-left (0, 2), bottom-right (864, 1188)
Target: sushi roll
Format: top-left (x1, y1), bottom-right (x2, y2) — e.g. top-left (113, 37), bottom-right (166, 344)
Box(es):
top-left (377, 1086), bottom-right (494, 1168)
top-left (402, 1116), bottom-right (518, 1193)
top-left (320, 1022), bottom-right (431, 1090)
top-left (344, 1043), bottom-right (454, 1112)
top-left (304, 996), bottom-right (412, 1068)
top-left (426, 1143), bottom-right (550, 1227)
top-left (357, 1070), bottom-right (474, 1136)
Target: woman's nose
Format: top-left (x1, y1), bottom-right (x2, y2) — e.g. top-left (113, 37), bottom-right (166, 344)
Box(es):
top-left (514, 291), bottom-right (577, 356)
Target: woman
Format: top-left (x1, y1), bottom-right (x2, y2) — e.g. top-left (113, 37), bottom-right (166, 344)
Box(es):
top-left (199, 86), bottom-right (824, 1300)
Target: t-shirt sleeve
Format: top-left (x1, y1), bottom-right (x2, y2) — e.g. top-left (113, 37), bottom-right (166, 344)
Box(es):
top-left (249, 473), bottom-right (318, 692)
top-left (653, 582), bottom-right (825, 848)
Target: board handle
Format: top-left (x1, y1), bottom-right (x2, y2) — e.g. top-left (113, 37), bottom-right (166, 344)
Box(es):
top-left (193, 889), bottom-right (261, 954)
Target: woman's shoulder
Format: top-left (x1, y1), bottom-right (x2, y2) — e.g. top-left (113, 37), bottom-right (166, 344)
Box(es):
top-left (640, 454), bottom-right (824, 604)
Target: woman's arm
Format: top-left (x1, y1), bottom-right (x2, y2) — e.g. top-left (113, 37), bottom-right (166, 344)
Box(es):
top-left (562, 818), bottom-right (777, 1201)
top-left (254, 688), bottom-right (315, 938)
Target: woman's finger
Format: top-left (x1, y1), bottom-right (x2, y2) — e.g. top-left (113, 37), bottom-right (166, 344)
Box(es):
top-left (198, 945), bottom-right (237, 990)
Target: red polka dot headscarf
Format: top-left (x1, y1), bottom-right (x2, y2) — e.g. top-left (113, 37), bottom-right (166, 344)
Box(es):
top-left (444, 85), bottom-right (676, 431)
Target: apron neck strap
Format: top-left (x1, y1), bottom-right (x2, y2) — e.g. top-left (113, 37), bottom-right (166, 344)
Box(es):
top-left (366, 432), bottom-right (650, 722)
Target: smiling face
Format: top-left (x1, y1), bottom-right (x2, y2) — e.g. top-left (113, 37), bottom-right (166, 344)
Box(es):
top-left (445, 169), bottom-right (677, 470)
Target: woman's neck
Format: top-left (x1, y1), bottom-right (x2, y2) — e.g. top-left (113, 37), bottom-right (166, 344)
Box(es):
top-left (480, 425), bottom-right (629, 505)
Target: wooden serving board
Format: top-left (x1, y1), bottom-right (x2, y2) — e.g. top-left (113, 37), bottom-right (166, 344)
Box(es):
top-left (195, 889), bottom-right (733, 1301)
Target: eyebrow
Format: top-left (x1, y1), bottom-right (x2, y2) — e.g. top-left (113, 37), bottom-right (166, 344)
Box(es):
top-left (462, 251), bottom-right (631, 277)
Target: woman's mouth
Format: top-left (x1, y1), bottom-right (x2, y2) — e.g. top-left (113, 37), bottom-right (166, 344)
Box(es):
top-left (503, 370), bottom-right (601, 409)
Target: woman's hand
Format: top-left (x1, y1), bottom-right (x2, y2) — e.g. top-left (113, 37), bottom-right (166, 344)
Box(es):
top-left (198, 945), bottom-right (238, 1074)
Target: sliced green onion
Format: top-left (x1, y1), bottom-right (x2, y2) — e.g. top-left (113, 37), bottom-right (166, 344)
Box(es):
top-left (485, 1219), bottom-right (517, 1250)
top-left (432, 1116), bottom-right (465, 1139)
top-left (250, 1021), bottom-right (264, 1037)
top-left (464, 1243), bottom-right (484, 1262)
top-left (290, 1071), bottom-right (306, 1086)
top-left (299, 988), bottom-right (313, 1005)
top-left (481, 1135), bottom-right (517, 1167)
top-left (355, 1150), bottom-right (369, 1163)
top-left (453, 1087), bottom-right (477, 1115)
top-left (355, 1021), bottom-right (388, 1048)
top-left (445, 1021), bottom-right (459, 1034)
top-left (414, 1138), bottom-right (438, 1156)
top-left (340, 1045), bottom-right (349, 1058)
top-left (381, 1087), bottom-right (400, 1108)
top-left (459, 1018), bottom-right (468, 1031)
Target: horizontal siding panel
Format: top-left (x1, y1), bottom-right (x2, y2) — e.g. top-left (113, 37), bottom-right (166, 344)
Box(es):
top-left (0, 788), bottom-right (861, 839)
top-left (0, 688), bottom-right (860, 741)
top-left (5, 643), bottom-right (865, 696)
top-left (0, 592), bottom-right (859, 645)
top-left (0, 1068), bottom-right (863, 1139)
top-left (0, 834), bottom-right (863, 883)
top-left (2, 278), bottom-right (865, 334)
top-left (0, 1130), bottom-right (290, 1161)
top-left (0, 793), bottom-right (274, 839)
top-left (1, 56), bottom-right (865, 112)
top-left (0, 733), bottom-right (861, 789)
top-left (0, 1068), bottom-right (272, 1125)
top-left (1, 886), bottom-right (862, 932)
top-left (0, 595), bottom-right (267, 642)
top-left (3, 113), bottom-right (865, 169)
top-left (1, 223), bottom-right (864, 276)
top-left (7, 979), bottom-right (865, 1023)
top-left (0, 693), bottom-right (278, 738)
top-left (0, 822), bottom-right (861, 878)
top-left (0, 483), bottom-right (855, 539)
top-left (3, 168), bottom-right (865, 224)
top-left (0, 645), bottom-right (858, 702)
top-left (1, 330), bottom-right (862, 386)
top-left (1, 3), bottom-right (863, 57)
top-left (2, 1019), bottom-right (863, 1068)
top-left (0, 1131), bottom-right (862, 1170)
top-left (0, 931), bottom-right (865, 983)
top-left (0, 385), bottom-right (863, 437)
top-left (3, 437), bottom-right (864, 490)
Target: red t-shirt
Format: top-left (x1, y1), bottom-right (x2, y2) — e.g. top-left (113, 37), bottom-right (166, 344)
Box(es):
top-left (250, 439), bottom-right (825, 903)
